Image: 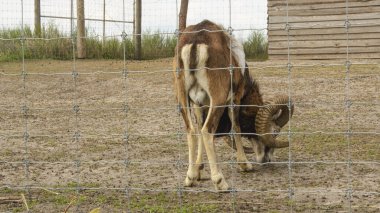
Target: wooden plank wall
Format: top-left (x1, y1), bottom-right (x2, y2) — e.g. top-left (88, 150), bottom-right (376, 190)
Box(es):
top-left (267, 0), bottom-right (380, 60)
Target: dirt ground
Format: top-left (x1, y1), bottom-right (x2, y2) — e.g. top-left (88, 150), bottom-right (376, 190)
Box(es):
top-left (0, 58), bottom-right (379, 212)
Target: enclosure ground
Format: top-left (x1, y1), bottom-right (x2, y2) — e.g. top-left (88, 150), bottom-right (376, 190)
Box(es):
top-left (0, 59), bottom-right (379, 212)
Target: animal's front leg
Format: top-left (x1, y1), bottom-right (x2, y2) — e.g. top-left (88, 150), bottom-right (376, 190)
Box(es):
top-left (228, 107), bottom-right (253, 172)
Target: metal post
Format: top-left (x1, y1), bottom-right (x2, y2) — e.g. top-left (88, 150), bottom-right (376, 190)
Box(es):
top-left (134, 0), bottom-right (141, 60)
top-left (77, 0), bottom-right (86, 59)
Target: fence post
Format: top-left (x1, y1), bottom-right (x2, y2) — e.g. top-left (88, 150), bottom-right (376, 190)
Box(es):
top-left (34, 0), bottom-right (41, 37)
top-left (103, 0), bottom-right (106, 46)
top-left (77, 0), bottom-right (86, 59)
top-left (134, 0), bottom-right (142, 60)
top-left (179, 0), bottom-right (189, 31)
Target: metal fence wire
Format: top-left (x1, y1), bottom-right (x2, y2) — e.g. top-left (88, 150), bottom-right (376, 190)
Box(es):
top-left (0, 0), bottom-right (379, 212)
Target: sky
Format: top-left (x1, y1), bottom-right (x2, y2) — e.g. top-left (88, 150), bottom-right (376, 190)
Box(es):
top-left (0, 0), bottom-right (268, 40)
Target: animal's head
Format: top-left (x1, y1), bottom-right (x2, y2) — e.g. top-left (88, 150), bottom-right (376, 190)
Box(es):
top-left (253, 109), bottom-right (283, 163)
top-left (253, 96), bottom-right (294, 163)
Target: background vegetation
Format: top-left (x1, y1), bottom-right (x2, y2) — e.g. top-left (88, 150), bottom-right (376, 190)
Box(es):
top-left (0, 24), bottom-right (267, 61)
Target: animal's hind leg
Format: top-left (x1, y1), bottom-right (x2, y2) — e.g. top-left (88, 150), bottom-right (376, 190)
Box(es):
top-left (194, 104), bottom-right (205, 180)
top-left (176, 85), bottom-right (199, 187)
top-left (182, 104), bottom-right (199, 187)
top-left (228, 106), bottom-right (253, 171)
top-left (201, 101), bottom-right (229, 191)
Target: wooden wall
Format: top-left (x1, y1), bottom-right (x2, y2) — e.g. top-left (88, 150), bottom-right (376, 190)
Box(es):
top-left (267, 0), bottom-right (380, 60)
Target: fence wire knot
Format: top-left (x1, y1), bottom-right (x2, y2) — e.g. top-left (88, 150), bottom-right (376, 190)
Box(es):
top-left (288, 188), bottom-right (295, 197)
top-left (21, 105), bottom-right (29, 115)
top-left (176, 104), bottom-right (182, 114)
top-left (230, 129), bottom-right (236, 138)
top-left (71, 34), bottom-right (76, 45)
top-left (287, 99), bottom-right (293, 109)
top-left (227, 27), bottom-right (233, 35)
top-left (23, 132), bottom-right (29, 141)
top-left (285, 23), bottom-right (291, 32)
top-left (123, 132), bottom-right (129, 143)
top-left (287, 129), bottom-right (292, 137)
top-left (345, 188), bottom-right (353, 199)
top-left (344, 20), bottom-right (351, 30)
top-left (175, 67), bottom-right (181, 77)
top-left (23, 159), bottom-right (30, 177)
top-left (345, 129), bottom-right (353, 137)
top-left (123, 104), bottom-right (129, 113)
top-left (21, 70), bottom-right (27, 78)
top-left (74, 160), bottom-right (81, 168)
top-left (122, 69), bottom-right (128, 78)
top-left (345, 60), bottom-right (351, 70)
top-left (121, 31), bottom-right (127, 40)
top-left (229, 64), bottom-right (234, 74)
top-left (345, 99), bottom-right (352, 108)
top-left (176, 186), bottom-right (183, 197)
top-left (73, 105), bottom-right (80, 113)
top-left (287, 63), bottom-right (293, 72)
top-left (175, 29), bottom-right (180, 38)
top-left (19, 36), bottom-right (26, 42)
top-left (230, 188), bottom-right (237, 194)
top-left (72, 70), bottom-right (78, 78)
top-left (73, 131), bottom-right (81, 141)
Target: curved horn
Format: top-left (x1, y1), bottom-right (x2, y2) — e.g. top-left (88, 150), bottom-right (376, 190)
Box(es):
top-left (273, 96), bottom-right (294, 128)
top-left (255, 96), bottom-right (294, 148)
top-left (223, 137), bottom-right (255, 154)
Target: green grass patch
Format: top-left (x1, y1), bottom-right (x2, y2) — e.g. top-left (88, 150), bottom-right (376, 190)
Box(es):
top-left (244, 31), bottom-right (268, 61)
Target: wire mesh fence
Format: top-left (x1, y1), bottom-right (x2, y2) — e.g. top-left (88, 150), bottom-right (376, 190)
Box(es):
top-left (0, 0), bottom-right (379, 212)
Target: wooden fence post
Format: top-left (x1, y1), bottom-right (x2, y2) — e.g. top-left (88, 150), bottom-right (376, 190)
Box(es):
top-left (134, 0), bottom-right (142, 60)
top-left (34, 0), bottom-right (41, 37)
top-left (77, 0), bottom-right (86, 59)
top-left (179, 0), bottom-right (189, 32)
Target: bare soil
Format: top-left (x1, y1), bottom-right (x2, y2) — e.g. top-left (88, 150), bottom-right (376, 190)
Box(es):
top-left (0, 58), bottom-right (379, 212)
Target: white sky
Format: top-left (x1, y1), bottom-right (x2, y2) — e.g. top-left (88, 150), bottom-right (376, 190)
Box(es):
top-left (0, 0), bottom-right (268, 40)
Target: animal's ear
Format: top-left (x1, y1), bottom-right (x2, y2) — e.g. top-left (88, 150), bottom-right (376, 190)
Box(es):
top-left (272, 109), bottom-right (282, 121)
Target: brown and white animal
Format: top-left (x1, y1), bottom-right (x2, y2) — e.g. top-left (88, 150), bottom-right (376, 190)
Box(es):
top-left (173, 20), bottom-right (293, 191)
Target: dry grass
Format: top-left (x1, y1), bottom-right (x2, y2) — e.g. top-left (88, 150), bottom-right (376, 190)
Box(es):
top-left (0, 59), bottom-right (379, 212)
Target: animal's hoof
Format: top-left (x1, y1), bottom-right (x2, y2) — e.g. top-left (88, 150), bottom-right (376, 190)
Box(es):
top-left (184, 175), bottom-right (197, 187)
top-left (184, 170), bottom-right (200, 187)
top-left (212, 174), bottom-right (229, 192)
top-left (239, 162), bottom-right (254, 172)
top-left (197, 163), bottom-right (204, 181)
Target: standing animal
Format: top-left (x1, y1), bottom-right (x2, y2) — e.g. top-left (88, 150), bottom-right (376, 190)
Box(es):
top-left (173, 20), bottom-right (293, 191)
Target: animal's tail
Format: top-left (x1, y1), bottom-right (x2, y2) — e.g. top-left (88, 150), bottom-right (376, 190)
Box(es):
top-left (181, 43), bottom-right (208, 74)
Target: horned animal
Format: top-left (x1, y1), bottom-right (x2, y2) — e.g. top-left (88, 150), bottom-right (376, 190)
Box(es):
top-left (218, 92), bottom-right (294, 163)
top-left (173, 20), bottom-right (293, 191)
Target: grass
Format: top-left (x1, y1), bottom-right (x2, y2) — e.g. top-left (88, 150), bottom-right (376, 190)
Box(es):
top-left (0, 187), bottom-right (218, 212)
top-left (243, 31), bottom-right (268, 60)
top-left (0, 24), bottom-right (268, 61)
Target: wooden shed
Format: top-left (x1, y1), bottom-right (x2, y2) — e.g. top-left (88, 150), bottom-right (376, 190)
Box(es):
top-left (267, 0), bottom-right (380, 60)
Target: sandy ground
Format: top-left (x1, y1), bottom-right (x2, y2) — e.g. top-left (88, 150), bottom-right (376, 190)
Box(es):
top-left (0, 58), bottom-right (379, 212)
